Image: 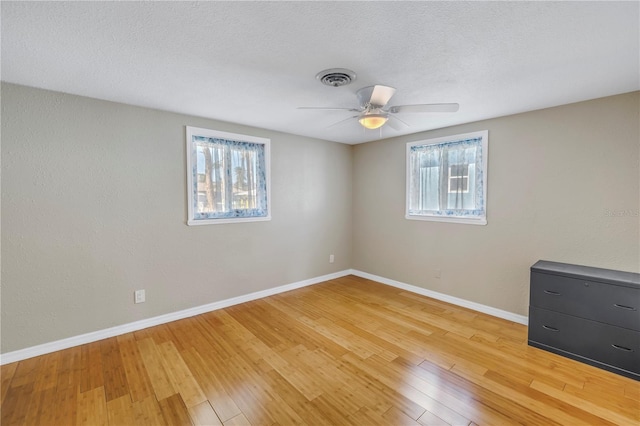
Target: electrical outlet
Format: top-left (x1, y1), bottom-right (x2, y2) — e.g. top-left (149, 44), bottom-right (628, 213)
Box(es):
top-left (134, 289), bottom-right (146, 304)
top-left (329, 254), bottom-right (335, 264)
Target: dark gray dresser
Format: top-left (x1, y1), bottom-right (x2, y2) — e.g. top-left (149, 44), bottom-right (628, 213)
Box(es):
top-left (528, 260), bottom-right (640, 380)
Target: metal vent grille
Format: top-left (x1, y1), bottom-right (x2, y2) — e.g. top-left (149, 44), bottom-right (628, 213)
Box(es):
top-left (315, 68), bottom-right (356, 87)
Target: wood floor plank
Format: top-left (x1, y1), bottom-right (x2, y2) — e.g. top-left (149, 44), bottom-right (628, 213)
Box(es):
top-left (417, 408), bottom-right (451, 426)
top-left (0, 362), bottom-right (18, 405)
top-left (308, 393), bottom-right (359, 425)
top-left (23, 387), bottom-right (58, 425)
top-left (1, 383), bottom-right (36, 425)
top-left (276, 346), bottom-right (363, 416)
top-left (260, 368), bottom-right (340, 426)
top-left (100, 336), bottom-right (130, 402)
top-left (8, 354), bottom-right (42, 389)
top-left (192, 314), bottom-right (241, 361)
top-left (464, 331), bottom-right (591, 389)
top-left (117, 332), bottom-right (154, 402)
top-left (223, 412), bottom-right (251, 426)
top-left (188, 400), bottom-right (223, 426)
top-left (32, 351), bottom-right (59, 392)
top-left (624, 382), bottom-right (640, 400)
top-left (158, 393), bottom-right (193, 426)
top-left (384, 357), bottom-right (521, 426)
top-left (530, 378), bottom-right (638, 424)
top-left (412, 359), bottom-right (562, 426)
top-left (214, 351), bottom-right (305, 426)
top-left (148, 323), bottom-right (177, 346)
top-left (76, 386), bottom-right (108, 426)
top-left (263, 296), bottom-right (351, 358)
top-left (372, 327), bottom-right (451, 369)
top-left (166, 317), bottom-right (201, 352)
top-left (55, 345), bottom-right (82, 391)
top-left (51, 384), bottom-right (78, 425)
top-left (341, 352), bottom-right (471, 425)
top-left (384, 302), bottom-right (477, 340)
top-left (79, 342), bottom-right (104, 393)
top-left (157, 341), bottom-right (207, 407)
top-left (304, 348), bottom-right (394, 416)
top-left (382, 406), bottom-right (424, 425)
top-left (133, 396), bottom-right (166, 425)
top-left (260, 347), bottom-right (325, 400)
top-left (180, 348), bottom-right (242, 422)
top-left (137, 337), bottom-right (177, 400)
top-left (396, 291), bottom-right (450, 313)
top-left (332, 354), bottom-right (427, 420)
top-left (107, 394), bottom-right (137, 426)
top-left (450, 364), bottom-right (618, 425)
top-left (226, 301), bottom-right (291, 349)
top-left (191, 337), bottom-right (278, 426)
top-left (555, 382), bottom-right (639, 420)
top-left (583, 371), bottom-right (640, 394)
top-left (206, 357), bottom-right (276, 426)
top-left (347, 406), bottom-right (390, 426)
top-left (425, 332), bottom-right (539, 385)
top-left (2, 275), bottom-right (637, 425)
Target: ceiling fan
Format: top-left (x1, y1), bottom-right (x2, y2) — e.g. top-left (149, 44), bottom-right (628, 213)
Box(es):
top-left (298, 85), bottom-right (459, 130)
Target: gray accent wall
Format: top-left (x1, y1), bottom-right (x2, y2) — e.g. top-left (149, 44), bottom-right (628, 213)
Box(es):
top-left (1, 83), bottom-right (353, 353)
top-left (352, 91), bottom-right (639, 316)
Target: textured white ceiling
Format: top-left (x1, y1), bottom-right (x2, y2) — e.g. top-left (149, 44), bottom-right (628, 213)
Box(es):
top-left (2, 1), bottom-right (638, 144)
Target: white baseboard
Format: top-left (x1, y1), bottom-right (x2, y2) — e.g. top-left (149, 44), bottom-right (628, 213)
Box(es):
top-left (0, 270), bottom-right (352, 365)
top-left (1, 268), bottom-right (528, 365)
top-left (349, 269), bottom-right (529, 326)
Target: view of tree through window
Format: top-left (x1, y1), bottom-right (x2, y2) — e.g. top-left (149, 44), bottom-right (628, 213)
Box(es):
top-left (187, 127), bottom-right (270, 225)
top-left (196, 142), bottom-right (260, 212)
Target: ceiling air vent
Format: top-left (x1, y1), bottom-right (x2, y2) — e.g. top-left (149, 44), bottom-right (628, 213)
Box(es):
top-left (315, 68), bottom-right (356, 87)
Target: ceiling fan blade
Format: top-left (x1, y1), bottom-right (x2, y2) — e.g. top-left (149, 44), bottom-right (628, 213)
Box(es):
top-left (386, 115), bottom-right (409, 130)
top-left (327, 115), bottom-right (359, 128)
top-left (370, 85), bottom-right (396, 107)
top-left (298, 106), bottom-right (360, 111)
top-left (389, 103), bottom-right (459, 114)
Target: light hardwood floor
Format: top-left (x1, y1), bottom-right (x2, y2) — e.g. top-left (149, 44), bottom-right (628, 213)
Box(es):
top-left (1, 275), bottom-right (638, 425)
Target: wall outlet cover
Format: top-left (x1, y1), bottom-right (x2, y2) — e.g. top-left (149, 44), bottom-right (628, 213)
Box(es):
top-left (134, 290), bottom-right (146, 304)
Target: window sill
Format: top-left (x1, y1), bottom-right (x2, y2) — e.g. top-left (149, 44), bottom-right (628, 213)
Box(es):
top-left (187, 216), bottom-right (271, 226)
top-left (405, 214), bottom-right (487, 226)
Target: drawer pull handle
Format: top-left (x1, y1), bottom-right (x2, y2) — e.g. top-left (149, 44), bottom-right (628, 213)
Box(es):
top-left (543, 290), bottom-right (561, 296)
top-left (611, 344), bottom-right (633, 352)
top-left (542, 325), bottom-right (559, 332)
top-left (614, 304), bottom-right (636, 311)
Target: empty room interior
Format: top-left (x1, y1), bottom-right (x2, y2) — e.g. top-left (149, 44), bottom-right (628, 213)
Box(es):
top-left (1, 2), bottom-right (639, 425)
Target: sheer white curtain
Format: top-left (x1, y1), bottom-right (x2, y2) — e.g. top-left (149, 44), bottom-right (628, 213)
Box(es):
top-left (408, 137), bottom-right (482, 216)
top-left (195, 138), bottom-right (267, 219)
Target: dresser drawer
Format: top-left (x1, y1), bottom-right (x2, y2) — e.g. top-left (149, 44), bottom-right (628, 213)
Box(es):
top-left (530, 271), bottom-right (640, 331)
top-left (529, 307), bottom-right (640, 377)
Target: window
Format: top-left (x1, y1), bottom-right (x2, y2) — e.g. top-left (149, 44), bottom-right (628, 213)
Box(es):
top-left (448, 164), bottom-right (470, 193)
top-left (406, 130), bottom-right (488, 225)
top-left (186, 126), bottom-right (270, 225)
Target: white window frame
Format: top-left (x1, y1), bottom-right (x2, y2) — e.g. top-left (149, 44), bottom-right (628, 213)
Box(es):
top-left (186, 126), bottom-right (271, 225)
top-left (406, 130), bottom-right (488, 225)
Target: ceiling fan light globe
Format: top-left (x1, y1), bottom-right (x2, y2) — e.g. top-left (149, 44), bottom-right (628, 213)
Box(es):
top-left (359, 114), bottom-right (388, 130)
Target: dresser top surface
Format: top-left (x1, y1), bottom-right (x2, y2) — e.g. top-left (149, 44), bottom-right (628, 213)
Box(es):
top-left (531, 260), bottom-right (640, 288)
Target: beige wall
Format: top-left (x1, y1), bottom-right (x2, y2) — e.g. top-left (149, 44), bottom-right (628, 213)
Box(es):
top-left (1, 83), bottom-right (353, 353)
top-left (353, 92), bottom-right (640, 316)
top-left (2, 83), bottom-right (638, 354)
